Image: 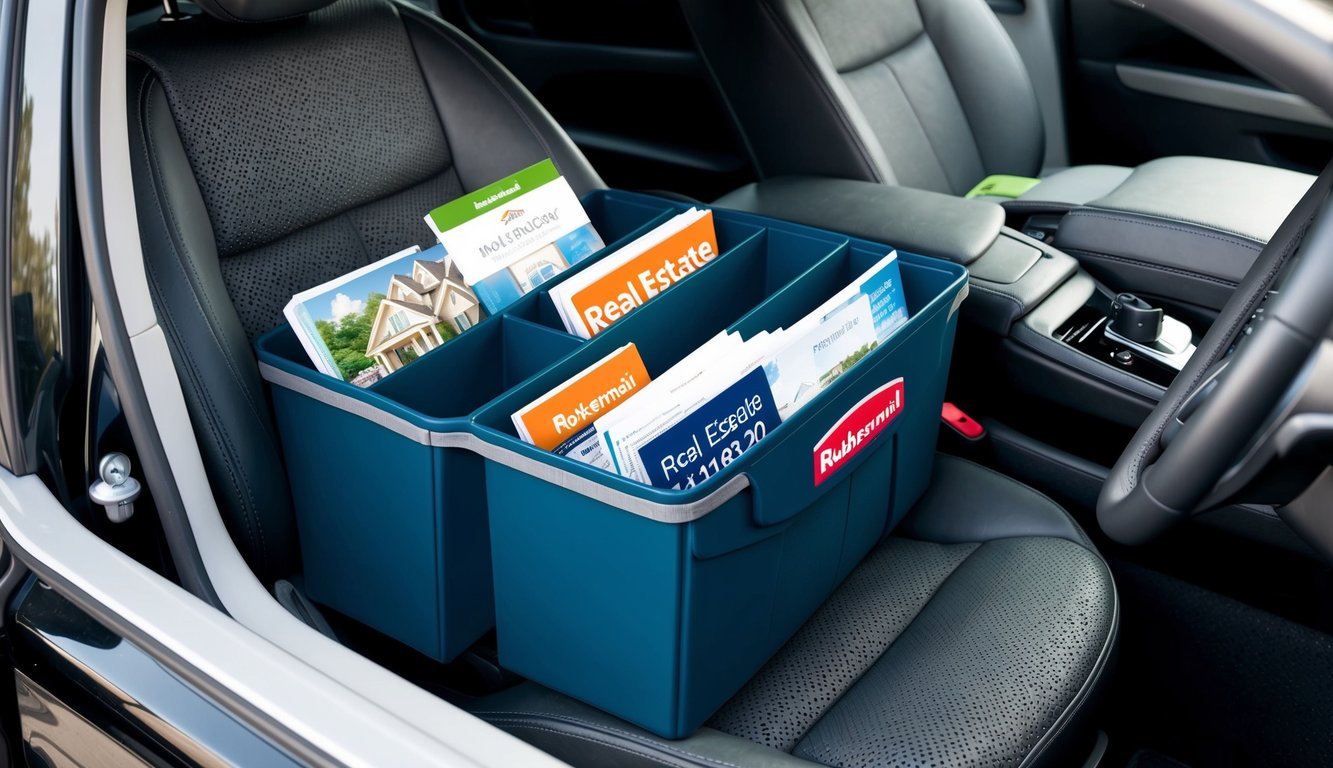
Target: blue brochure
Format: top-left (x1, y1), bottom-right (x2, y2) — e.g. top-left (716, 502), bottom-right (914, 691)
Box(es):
top-left (636, 367), bottom-right (782, 490)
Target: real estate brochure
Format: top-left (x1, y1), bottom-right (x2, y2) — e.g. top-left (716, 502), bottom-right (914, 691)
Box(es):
top-left (425, 159), bottom-right (604, 314)
top-left (595, 332), bottom-right (747, 482)
top-left (760, 250), bottom-right (908, 417)
top-left (763, 294), bottom-right (878, 419)
top-left (511, 343), bottom-right (651, 470)
top-left (518, 251), bottom-right (911, 489)
top-left (635, 366), bottom-right (781, 490)
top-left (283, 243), bottom-right (483, 387)
top-left (599, 332), bottom-right (779, 484)
top-left (548, 208), bottom-right (718, 338)
top-left (818, 251), bottom-right (910, 345)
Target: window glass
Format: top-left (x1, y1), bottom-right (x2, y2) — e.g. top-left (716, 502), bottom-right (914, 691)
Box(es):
top-left (7, 0), bottom-right (74, 473)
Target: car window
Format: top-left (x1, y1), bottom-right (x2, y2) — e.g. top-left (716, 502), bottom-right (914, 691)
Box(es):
top-left (6, 0), bottom-right (78, 486)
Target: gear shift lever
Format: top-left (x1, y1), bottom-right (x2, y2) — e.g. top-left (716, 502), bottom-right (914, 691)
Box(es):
top-left (1104, 292), bottom-right (1195, 370)
top-left (1109, 293), bottom-right (1164, 344)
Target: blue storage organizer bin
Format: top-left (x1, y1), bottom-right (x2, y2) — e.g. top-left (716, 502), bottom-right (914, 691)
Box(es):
top-left (256, 190), bottom-right (967, 736)
top-left (471, 203), bottom-right (967, 738)
top-left (256, 192), bottom-right (683, 661)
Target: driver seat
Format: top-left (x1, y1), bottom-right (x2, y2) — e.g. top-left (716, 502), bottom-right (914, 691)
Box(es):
top-left (123, 0), bottom-right (1117, 765)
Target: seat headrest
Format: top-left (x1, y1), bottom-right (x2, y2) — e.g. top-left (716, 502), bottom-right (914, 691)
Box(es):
top-left (194, 0), bottom-right (336, 23)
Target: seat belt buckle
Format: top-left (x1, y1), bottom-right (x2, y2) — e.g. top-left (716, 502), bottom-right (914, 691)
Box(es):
top-left (941, 402), bottom-right (985, 440)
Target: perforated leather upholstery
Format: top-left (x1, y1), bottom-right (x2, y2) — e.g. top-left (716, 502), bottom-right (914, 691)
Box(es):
top-left (470, 455), bottom-right (1118, 768)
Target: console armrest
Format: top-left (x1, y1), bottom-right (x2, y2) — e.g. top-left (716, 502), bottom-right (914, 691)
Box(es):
top-left (714, 177), bottom-right (1004, 265)
top-left (1054, 157), bottom-right (1314, 310)
top-left (715, 177), bottom-right (1075, 334)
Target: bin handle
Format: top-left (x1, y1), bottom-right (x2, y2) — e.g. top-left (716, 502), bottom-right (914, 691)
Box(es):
top-left (949, 283), bottom-right (969, 319)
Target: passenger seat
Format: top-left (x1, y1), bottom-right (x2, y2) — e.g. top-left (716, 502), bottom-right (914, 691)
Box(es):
top-left (677, 0), bottom-right (1315, 308)
top-left (125, 2), bottom-right (1116, 765)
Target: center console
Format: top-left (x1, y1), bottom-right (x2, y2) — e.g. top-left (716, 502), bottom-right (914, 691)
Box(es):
top-left (1010, 271), bottom-right (1198, 425)
top-left (714, 175), bottom-right (1214, 427)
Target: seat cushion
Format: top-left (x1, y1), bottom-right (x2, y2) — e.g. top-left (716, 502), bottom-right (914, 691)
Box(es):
top-left (469, 455), bottom-right (1118, 768)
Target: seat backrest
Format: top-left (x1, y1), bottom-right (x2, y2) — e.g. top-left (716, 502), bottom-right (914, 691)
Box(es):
top-left (680, 0), bottom-right (1045, 195)
top-left (126, 0), bottom-right (602, 583)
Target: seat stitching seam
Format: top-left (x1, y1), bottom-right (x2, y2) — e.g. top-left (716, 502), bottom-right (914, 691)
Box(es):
top-left (1001, 200), bottom-right (1078, 213)
top-left (393, 4), bottom-right (459, 166)
top-left (966, 280), bottom-right (1025, 311)
top-left (1062, 247), bottom-right (1239, 287)
top-left (834, 29), bottom-right (927, 76)
top-left (1066, 209), bottom-right (1265, 251)
top-left (1082, 202), bottom-right (1276, 242)
top-left (878, 49), bottom-right (961, 194)
top-left (336, 210), bottom-right (375, 269)
top-left (195, 0), bottom-right (310, 24)
top-left (133, 69), bottom-right (267, 567)
top-left (767, 0), bottom-right (884, 183)
top-left (938, 457), bottom-right (1094, 549)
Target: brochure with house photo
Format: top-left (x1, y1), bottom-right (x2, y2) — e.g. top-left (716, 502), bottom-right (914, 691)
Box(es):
top-left (283, 243), bottom-right (483, 387)
top-left (425, 159), bottom-right (604, 314)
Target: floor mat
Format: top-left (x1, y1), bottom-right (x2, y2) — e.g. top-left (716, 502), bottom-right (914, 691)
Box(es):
top-left (1105, 561), bottom-right (1333, 767)
top-left (1126, 750), bottom-right (1191, 768)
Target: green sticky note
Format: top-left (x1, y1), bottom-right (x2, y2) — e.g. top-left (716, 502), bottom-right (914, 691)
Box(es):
top-left (965, 174), bottom-right (1041, 199)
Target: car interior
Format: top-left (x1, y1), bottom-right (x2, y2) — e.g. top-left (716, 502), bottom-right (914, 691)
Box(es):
top-left (69, 0), bottom-right (1333, 765)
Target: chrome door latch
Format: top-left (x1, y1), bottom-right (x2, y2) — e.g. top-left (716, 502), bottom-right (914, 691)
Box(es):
top-left (89, 453), bottom-right (142, 523)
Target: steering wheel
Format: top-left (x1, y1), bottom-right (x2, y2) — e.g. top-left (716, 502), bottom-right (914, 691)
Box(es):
top-left (1098, 165), bottom-right (1333, 547)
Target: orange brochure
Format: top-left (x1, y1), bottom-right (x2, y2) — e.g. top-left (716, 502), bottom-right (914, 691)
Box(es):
top-left (568, 211), bottom-right (717, 337)
top-left (512, 343), bottom-right (651, 455)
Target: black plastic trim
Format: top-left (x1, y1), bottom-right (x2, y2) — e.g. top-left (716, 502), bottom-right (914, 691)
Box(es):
top-left (1001, 337), bottom-right (1156, 428)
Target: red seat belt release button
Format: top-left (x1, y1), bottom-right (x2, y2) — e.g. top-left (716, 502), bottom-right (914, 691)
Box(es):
top-left (941, 402), bottom-right (985, 440)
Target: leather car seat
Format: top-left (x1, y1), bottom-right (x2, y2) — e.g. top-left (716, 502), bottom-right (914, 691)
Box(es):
top-left (125, 1), bottom-right (1117, 764)
top-left (676, 0), bottom-right (1310, 211)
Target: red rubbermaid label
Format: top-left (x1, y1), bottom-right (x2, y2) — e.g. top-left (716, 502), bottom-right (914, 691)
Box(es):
top-left (813, 378), bottom-right (905, 486)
